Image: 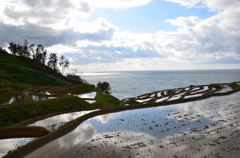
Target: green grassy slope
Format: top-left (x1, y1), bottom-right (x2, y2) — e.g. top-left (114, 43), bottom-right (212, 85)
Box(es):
top-left (0, 50), bottom-right (76, 86)
top-left (0, 50), bottom-right (119, 128)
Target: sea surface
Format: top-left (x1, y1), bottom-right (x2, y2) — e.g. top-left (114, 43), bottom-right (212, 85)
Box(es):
top-left (81, 69), bottom-right (240, 100)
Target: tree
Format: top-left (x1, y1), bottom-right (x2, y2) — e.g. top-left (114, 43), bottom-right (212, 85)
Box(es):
top-left (12, 43), bottom-right (17, 55)
top-left (35, 44), bottom-right (42, 61)
top-left (41, 49), bottom-right (47, 65)
top-left (66, 74), bottom-right (83, 83)
top-left (35, 44), bottom-right (47, 64)
top-left (17, 44), bottom-right (23, 56)
top-left (29, 44), bottom-right (35, 58)
top-left (96, 81), bottom-right (111, 95)
top-left (8, 42), bottom-right (14, 54)
top-left (22, 39), bottom-right (30, 57)
top-left (59, 55), bottom-right (69, 74)
top-left (8, 43), bottom-right (18, 55)
top-left (47, 53), bottom-right (58, 70)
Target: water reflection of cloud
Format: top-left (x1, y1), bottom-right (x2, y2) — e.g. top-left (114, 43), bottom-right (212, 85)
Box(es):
top-left (93, 112), bottom-right (121, 124)
top-left (0, 138), bottom-right (35, 157)
top-left (25, 124), bottom-right (97, 158)
top-left (29, 111), bottom-right (95, 131)
top-left (25, 92), bottom-right (240, 157)
top-left (77, 92), bottom-right (96, 99)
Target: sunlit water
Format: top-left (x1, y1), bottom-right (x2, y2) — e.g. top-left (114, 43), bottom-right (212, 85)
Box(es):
top-left (0, 138), bottom-right (35, 157)
top-left (26, 92), bottom-right (240, 158)
top-left (28, 110), bottom-right (97, 132)
top-left (75, 92), bottom-right (96, 99)
top-left (81, 70), bottom-right (240, 100)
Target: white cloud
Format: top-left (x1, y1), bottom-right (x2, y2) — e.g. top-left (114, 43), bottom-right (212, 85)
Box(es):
top-left (87, 0), bottom-right (153, 9)
top-left (165, 0), bottom-right (202, 8)
top-left (1, 0), bottom-right (92, 29)
top-left (0, 0), bottom-right (239, 71)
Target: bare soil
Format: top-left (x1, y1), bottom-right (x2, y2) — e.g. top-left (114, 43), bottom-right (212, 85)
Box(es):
top-left (0, 126), bottom-right (49, 139)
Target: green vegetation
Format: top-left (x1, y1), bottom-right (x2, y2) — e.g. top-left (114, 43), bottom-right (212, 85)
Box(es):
top-left (210, 84), bottom-right (221, 89)
top-left (230, 82), bottom-right (240, 90)
top-left (0, 48), bottom-right (119, 128)
top-left (96, 81), bottom-right (112, 95)
top-left (0, 51), bottom-right (76, 86)
top-left (0, 86), bottom-right (118, 127)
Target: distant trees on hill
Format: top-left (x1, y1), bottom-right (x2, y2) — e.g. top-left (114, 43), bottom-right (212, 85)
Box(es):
top-left (7, 39), bottom-right (85, 83)
top-left (8, 39), bottom-right (69, 74)
top-left (96, 81), bottom-right (111, 95)
top-left (59, 55), bottom-right (69, 74)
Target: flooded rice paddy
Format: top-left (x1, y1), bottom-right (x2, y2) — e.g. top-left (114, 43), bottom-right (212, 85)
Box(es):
top-left (31, 95), bottom-right (56, 101)
top-left (0, 92), bottom-right (25, 106)
top-left (0, 138), bottom-right (35, 157)
top-left (0, 90), bottom-right (98, 106)
top-left (122, 83), bottom-right (237, 106)
top-left (74, 92), bottom-right (97, 104)
top-left (75, 92), bottom-right (96, 99)
top-left (26, 91), bottom-right (240, 158)
top-left (28, 110), bottom-right (97, 132)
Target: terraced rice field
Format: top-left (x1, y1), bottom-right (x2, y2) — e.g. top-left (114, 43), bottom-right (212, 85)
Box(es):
top-left (122, 83), bottom-right (235, 106)
top-left (0, 92), bottom-right (25, 106)
top-left (0, 91), bottom-right (97, 108)
top-left (28, 110), bottom-right (97, 132)
top-left (25, 91), bottom-right (240, 158)
top-left (0, 138), bottom-right (35, 157)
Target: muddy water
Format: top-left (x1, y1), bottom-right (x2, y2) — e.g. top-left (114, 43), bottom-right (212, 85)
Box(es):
top-left (0, 138), bottom-right (35, 157)
top-left (0, 92), bottom-right (25, 106)
top-left (26, 92), bottom-right (240, 158)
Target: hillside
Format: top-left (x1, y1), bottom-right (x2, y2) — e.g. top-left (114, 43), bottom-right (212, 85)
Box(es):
top-left (0, 49), bottom-right (76, 86)
top-left (0, 49), bottom-right (119, 128)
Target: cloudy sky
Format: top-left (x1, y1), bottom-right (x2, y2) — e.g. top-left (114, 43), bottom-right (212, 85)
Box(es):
top-left (0, 0), bottom-right (240, 72)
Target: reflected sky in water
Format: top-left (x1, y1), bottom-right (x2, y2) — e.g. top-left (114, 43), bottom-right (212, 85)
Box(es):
top-left (75, 92), bottom-right (96, 99)
top-left (26, 92), bottom-right (240, 158)
top-left (0, 138), bottom-right (35, 157)
top-left (29, 110), bottom-right (96, 132)
top-left (0, 92), bottom-right (25, 106)
top-left (31, 95), bottom-right (56, 101)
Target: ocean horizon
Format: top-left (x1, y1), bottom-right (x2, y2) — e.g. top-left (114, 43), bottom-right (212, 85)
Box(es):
top-left (81, 69), bottom-right (240, 100)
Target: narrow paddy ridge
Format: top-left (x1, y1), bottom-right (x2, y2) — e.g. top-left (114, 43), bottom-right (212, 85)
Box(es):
top-left (25, 91), bottom-right (240, 158)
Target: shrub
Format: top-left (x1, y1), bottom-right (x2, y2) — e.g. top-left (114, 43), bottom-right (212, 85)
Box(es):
top-left (96, 81), bottom-right (111, 95)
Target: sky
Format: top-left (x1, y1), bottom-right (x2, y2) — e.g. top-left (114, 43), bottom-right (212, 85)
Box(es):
top-left (0, 0), bottom-right (240, 72)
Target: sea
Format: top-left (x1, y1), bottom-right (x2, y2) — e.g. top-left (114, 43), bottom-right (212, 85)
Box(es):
top-left (81, 69), bottom-right (240, 100)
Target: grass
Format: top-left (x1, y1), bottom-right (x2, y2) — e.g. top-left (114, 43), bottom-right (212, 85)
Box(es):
top-left (210, 84), bottom-right (221, 89)
top-left (0, 52), bottom-right (77, 86)
top-left (0, 50), bottom-right (119, 128)
top-left (0, 93), bottom-right (119, 128)
top-left (229, 82), bottom-right (240, 90)
top-left (0, 83), bottom-right (119, 128)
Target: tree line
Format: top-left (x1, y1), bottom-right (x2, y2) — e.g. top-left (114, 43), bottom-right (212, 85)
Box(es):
top-left (8, 39), bottom-right (69, 74)
top-left (6, 40), bottom-right (112, 87)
